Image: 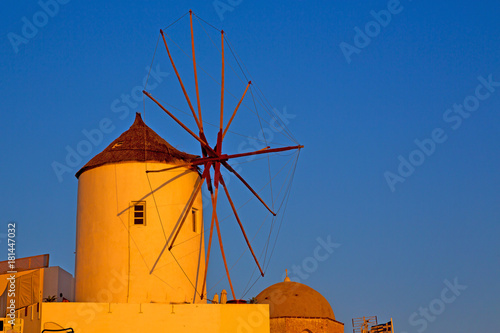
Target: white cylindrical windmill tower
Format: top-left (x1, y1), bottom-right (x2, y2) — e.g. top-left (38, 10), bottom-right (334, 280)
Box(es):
top-left (74, 113), bottom-right (205, 304)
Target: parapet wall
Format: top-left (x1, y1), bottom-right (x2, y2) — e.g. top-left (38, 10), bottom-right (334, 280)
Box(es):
top-left (41, 303), bottom-right (270, 333)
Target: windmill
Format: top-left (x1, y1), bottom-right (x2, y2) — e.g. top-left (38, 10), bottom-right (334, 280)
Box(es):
top-left (141, 10), bottom-right (303, 301)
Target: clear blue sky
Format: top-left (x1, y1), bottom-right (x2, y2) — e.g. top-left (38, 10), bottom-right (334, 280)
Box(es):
top-left (1, 1), bottom-right (499, 332)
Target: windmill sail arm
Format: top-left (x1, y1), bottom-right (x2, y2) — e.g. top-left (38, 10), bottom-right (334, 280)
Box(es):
top-left (190, 145), bottom-right (303, 166)
top-left (221, 161), bottom-right (276, 216)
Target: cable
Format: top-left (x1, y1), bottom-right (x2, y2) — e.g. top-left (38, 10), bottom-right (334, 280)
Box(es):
top-left (163, 11), bottom-right (190, 31)
top-left (250, 86), bottom-right (274, 209)
top-left (144, 33), bottom-right (161, 90)
top-left (193, 13), bottom-right (222, 32)
top-left (195, 15), bottom-right (247, 86)
top-left (151, 94), bottom-right (292, 147)
top-left (264, 150), bottom-right (300, 273)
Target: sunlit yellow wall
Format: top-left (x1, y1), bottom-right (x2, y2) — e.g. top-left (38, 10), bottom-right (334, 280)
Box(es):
top-left (1, 307), bottom-right (40, 333)
top-left (270, 318), bottom-right (344, 333)
top-left (75, 162), bottom-right (205, 304)
top-left (15, 305), bottom-right (41, 333)
top-left (41, 303), bottom-right (270, 333)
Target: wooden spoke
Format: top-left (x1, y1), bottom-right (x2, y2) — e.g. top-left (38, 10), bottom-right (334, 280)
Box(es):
top-left (222, 81), bottom-right (251, 139)
top-left (199, 130), bottom-right (211, 159)
top-left (223, 144), bottom-right (303, 160)
top-left (146, 163), bottom-right (193, 174)
top-left (168, 177), bottom-right (205, 250)
top-left (222, 161), bottom-right (276, 215)
top-left (190, 10), bottom-right (203, 132)
top-left (160, 29), bottom-right (201, 131)
top-left (220, 30), bottom-right (225, 131)
top-left (203, 163), bottom-right (214, 196)
top-left (220, 174), bottom-right (264, 277)
top-left (213, 130), bottom-right (223, 189)
top-left (214, 199), bottom-right (236, 300)
top-left (190, 145), bottom-right (304, 167)
top-left (200, 189), bottom-right (217, 300)
top-left (143, 91), bottom-right (214, 154)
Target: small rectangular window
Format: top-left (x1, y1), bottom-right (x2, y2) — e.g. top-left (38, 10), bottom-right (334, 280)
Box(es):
top-left (192, 208), bottom-right (197, 232)
top-left (132, 202), bottom-right (146, 225)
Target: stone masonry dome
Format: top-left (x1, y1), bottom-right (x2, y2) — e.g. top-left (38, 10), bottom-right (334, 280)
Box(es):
top-left (255, 279), bottom-right (336, 320)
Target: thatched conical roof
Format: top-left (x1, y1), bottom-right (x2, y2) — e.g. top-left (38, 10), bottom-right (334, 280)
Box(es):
top-left (76, 113), bottom-right (197, 178)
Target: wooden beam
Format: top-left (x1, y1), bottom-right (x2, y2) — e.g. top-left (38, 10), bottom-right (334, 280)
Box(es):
top-left (160, 29), bottom-right (201, 131)
top-left (190, 10), bottom-right (204, 132)
top-left (168, 177), bottom-right (205, 250)
top-left (219, 30), bottom-right (225, 131)
top-left (220, 175), bottom-right (264, 277)
top-left (222, 81), bottom-right (251, 139)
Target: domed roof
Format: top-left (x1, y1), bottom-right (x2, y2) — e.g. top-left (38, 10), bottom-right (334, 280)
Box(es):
top-left (76, 113), bottom-right (198, 178)
top-left (255, 279), bottom-right (335, 320)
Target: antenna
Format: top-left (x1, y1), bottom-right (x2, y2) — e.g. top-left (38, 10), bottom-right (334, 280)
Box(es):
top-left (352, 316), bottom-right (378, 333)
